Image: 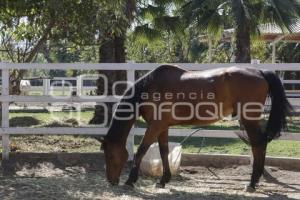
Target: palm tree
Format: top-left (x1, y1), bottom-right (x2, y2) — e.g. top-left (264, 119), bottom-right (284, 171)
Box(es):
top-left (181, 0), bottom-right (300, 63)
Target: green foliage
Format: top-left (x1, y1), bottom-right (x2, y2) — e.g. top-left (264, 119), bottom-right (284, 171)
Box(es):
top-left (154, 16), bottom-right (183, 33)
top-left (277, 42), bottom-right (300, 63)
top-left (1, 0), bottom-right (299, 65)
top-left (0, 0), bottom-right (60, 62)
top-left (181, 0), bottom-right (300, 62)
top-left (189, 39), bottom-right (208, 62)
top-left (181, 0), bottom-right (230, 35)
top-left (257, 0), bottom-right (300, 33)
top-left (0, 0), bottom-right (131, 63)
top-left (139, 4), bottom-right (165, 20)
top-left (132, 24), bottom-right (162, 44)
top-left (127, 32), bottom-right (172, 62)
top-left (133, 0), bottom-right (185, 45)
top-left (210, 42), bottom-right (233, 63)
top-left (128, 25), bottom-right (210, 63)
top-left (250, 39), bottom-right (268, 62)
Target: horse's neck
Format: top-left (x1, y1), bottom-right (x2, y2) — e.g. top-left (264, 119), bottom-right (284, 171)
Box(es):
top-left (106, 79), bottom-right (142, 145)
top-left (106, 117), bottom-right (135, 146)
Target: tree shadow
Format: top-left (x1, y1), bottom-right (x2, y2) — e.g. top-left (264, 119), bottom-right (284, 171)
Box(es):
top-left (9, 116), bottom-right (40, 127)
top-left (263, 168), bottom-right (300, 193)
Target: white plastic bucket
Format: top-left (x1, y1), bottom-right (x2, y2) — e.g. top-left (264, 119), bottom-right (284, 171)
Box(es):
top-left (140, 142), bottom-right (182, 177)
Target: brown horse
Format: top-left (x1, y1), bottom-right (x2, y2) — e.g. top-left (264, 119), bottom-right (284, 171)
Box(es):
top-left (99, 65), bottom-right (292, 192)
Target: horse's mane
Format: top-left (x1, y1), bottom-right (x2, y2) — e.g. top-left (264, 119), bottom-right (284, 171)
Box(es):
top-left (105, 69), bottom-right (155, 144)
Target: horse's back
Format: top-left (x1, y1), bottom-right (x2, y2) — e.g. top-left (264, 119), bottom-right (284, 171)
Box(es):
top-left (225, 67), bottom-right (268, 100)
top-left (145, 65), bottom-right (268, 97)
top-left (153, 64), bottom-right (187, 73)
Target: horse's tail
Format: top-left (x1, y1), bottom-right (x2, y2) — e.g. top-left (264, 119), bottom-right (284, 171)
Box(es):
top-left (261, 70), bottom-right (293, 142)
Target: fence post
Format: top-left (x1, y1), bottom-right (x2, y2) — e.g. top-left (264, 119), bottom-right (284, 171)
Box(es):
top-left (62, 79), bottom-right (65, 96)
top-left (76, 75), bottom-right (82, 96)
top-left (126, 69), bottom-right (135, 161)
top-left (2, 68), bottom-right (10, 160)
top-left (43, 79), bottom-right (48, 95)
top-left (43, 79), bottom-right (50, 108)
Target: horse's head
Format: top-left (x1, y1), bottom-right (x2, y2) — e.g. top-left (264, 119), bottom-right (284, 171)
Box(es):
top-left (99, 137), bottom-right (128, 185)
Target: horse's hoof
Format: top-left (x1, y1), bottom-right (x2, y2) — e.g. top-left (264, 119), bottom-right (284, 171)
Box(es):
top-left (124, 181), bottom-right (134, 188)
top-left (123, 183), bottom-right (134, 190)
top-left (156, 182), bottom-right (165, 188)
top-left (244, 185), bottom-right (256, 193)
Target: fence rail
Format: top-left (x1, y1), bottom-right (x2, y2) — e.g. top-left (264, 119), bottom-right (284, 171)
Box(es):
top-left (18, 78), bottom-right (300, 98)
top-left (1, 62), bottom-right (300, 160)
top-left (1, 127), bottom-right (299, 140)
top-left (1, 62), bottom-right (300, 70)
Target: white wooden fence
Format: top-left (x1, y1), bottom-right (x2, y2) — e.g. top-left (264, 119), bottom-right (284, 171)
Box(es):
top-left (21, 76), bottom-right (98, 96)
top-left (1, 63), bottom-right (300, 161)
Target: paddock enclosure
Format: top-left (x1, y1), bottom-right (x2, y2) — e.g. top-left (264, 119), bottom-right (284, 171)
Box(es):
top-left (1, 63), bottom-right (300, 199)
top-left (1, 63), bottom-right (300, 159)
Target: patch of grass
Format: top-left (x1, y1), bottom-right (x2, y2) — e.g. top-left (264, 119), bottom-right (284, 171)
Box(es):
top-left (8, 112), bottom-right (300, 132)
top-left (2, 111), bottom-right (300, 158)
top-left (38, 121), bottom-right (74, 127)
top-left (134, 136), bottom-right (300, 158)
top-left (136, 117), bottom-right (300, 132)
top-left (1, 135), bottom-right (299, 158)
top-left (9, 111), bottom-right (94, 125)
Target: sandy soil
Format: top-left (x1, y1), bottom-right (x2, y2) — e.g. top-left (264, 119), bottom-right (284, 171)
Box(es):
top-left (0, 163), bottom-right (299, 200)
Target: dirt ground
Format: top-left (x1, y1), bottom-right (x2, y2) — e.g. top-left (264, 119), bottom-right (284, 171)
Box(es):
top-left (0, 161), bottom-right (299, 200)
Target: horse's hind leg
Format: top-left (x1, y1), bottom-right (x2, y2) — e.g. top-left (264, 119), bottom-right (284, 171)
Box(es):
top-left (156, 130), bottom-right (171, 188)
top-left (125, 123), bottom-right (164, 187)
top-left (242, 120), bottom-right (267, 192)
top-left (248, 141), bottom-right (267, 192)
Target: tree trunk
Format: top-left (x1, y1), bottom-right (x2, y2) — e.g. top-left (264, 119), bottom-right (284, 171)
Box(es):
top-left (232, 0), bottom-right (251, 63)
top-left (234, 23), bottom-right (251, 63)
top-left (10, 69), bottom-right (26, 95)
top-left (115, 35), bottom-right (126, 62)
top-left (90, 0), bottom-right (135, 125)
top-left (89, 35), bottom-right (127, 126)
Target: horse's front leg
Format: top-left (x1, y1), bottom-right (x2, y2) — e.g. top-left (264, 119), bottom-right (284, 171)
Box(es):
top-left (125, 143), bottom-right (149, 187)
top-left (156, 130), bottom-right (171, 188)
top-left (125, 124), bottom-right (161, 187)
